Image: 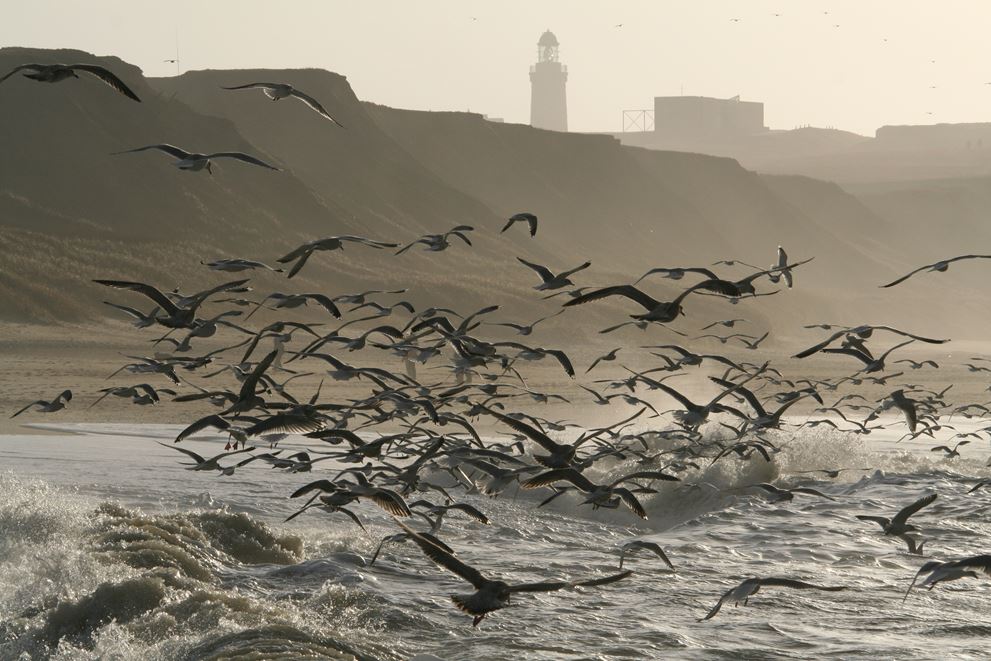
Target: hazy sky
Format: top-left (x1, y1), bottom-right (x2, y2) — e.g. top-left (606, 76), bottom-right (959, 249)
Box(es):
top-left (3, 1), bottom-right (989, 135)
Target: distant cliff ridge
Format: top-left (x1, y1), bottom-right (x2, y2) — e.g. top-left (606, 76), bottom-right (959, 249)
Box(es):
top-left (2, 47), bottom-right (984, 340)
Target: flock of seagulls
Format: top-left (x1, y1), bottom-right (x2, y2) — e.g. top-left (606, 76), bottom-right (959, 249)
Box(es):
top-left (8, 56), bottom-right (991, 629)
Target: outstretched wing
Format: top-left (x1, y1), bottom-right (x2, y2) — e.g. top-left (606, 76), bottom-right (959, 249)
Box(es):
top-left (207, 152), bottom-right (281, 171)
top-left (290, 479), bottom-right (339, 499)
top-left (337, 236), bottom-right (400, 248)
top-left (758, 577), bottom-right (846, 591)
top-left (522, 468), bottom-right (598, 492)
top-left (516, 257), bottom-right (555, 283)
top-left (10, 400), bottom-right (45, 418)
top-left (221, 82), bottom-right (282, 90)
top-left (285, 250), bottom-right (313, 279)
top-left (790, 487), bottom-right (836, 501)
top-left (175, 414), bottom-right (232, 442)
top-left (508, 580), bottom-right (570, 593)
top-left (564, 285), bottom-right (661, 312)
top-left (395, 519), bottom-right (488, 589)
top-left (0, 63), bottom-right (45, 83)
top-left (793, 329), bottom-right (849, 359)
top-left (70, 64), bottom-right (141, 101)
top-left (891, 493), bottom-right (937, 528)
top-left (112, 144), bottom-right (192, 160)
top-left (237, 350), bottom-right (279, 403)
top-left (244, 413), bottom-right (325, 436)
top-left (157, 441), bottom-right (205, 464)
top-left (300, 293), bottom-right (342, 318)
top-left (510, 569), bottom-right (633, 594)
top-left (558, 261), bottom-right (592, 279)
top-left (879, 255), bottom-right (991, 288)
top-left (868, 325), bottom-right (948, 345)
top-left (701, 585), bottom-right (736, 620)
top-left (486, 408), bottom-right (563, 453)
top-left (289, 88), bottom-right (345, 127)
top-left (93, 279), bottom-right (180, 315)
top-left (855, 515), bottom-right (890, 529)
top-left (614, 488), bottom-right (648, 519)
top-left (575, 569), bottom-right (634, 588)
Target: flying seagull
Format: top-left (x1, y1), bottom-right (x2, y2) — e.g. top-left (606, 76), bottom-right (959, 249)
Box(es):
top-left (517, 258), bottom-right (591, 290)
top-left (904, 554), bottom-right (991, 601)
top-left (0, 63), bottom-right (141, 101)
top-left (702, 577), bottom-right (845, 620)
top-left (221, 82), bottom-right (344, 126)
top-left (564, 283), bottom-right (706, 323)
top-left (11, 390), bottom-right (72, 418)
top-left (857, 493), bottom-right (937, 536)
top-left (112, 144), bottom-right (280, 173)
top-left (502, 212), bottom-right (538, 237)
top-left (881, 255), bottom-right (991, 288)
top-left (618, 540), bottom-right (674, 570)
top-left (394, 519), bottom-right (632, 626)
top-left (277, 235), bottom-right (400, 278)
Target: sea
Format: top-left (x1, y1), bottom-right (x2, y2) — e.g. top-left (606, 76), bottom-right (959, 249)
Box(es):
top-left (1, 420), bottom-right (990, 660)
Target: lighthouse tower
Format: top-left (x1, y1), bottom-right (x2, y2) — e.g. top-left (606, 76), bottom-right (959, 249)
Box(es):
top-left (529, 30), bottom-right (568, 132)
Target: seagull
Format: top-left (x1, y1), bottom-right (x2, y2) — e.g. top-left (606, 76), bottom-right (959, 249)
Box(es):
top-left (695, 259), bottom-right (813, 297)
top-left (751, 483), bottom-right (836, 503)
top-left (699, 319), bottom-right (746, 331)
top-left (586, 348), bottom-right (621, 374)
top-left (904, 554), bottom-right (991, 601)
top-left (95, 278), bottom-right (248, 329)
top-left (394, 518), bottom-right (632, 626)
top-left (619, 540), bottom-right (674, 570)
top-left (156, 441), bottom-right (256, 475)
top-left (930, 440), bottom-right (969, 458)
top-left (737, 331), bottom-right (770, 350)
top-left (517, 258), bottom-right (591, 290)
top-left (488, 310), bottom-right (562, 336)
top-left (396, 226), bottom-right (474, 255)
top-left (794, 324), bottom-right (947, 360)
top-left (857, 493), bottom-right (937, 536)
top-left (767, 246), bottom-right (797, 287)
top-left (877, 389), bottom-right (920, 433)
top-left (246, 292), bottom-right (342, 320)
top-left (702, 578), bottom-right (845, 620)
top-left (968, 479), bottom-right (991, 494)
top-left (894, 359), bottom-right (939, 370)
top-left (202, 258), bottom-right (283, 273)
top-left (880, 255), bottom-right (991, 288)
top-left (277, 236), bottom-right (400, 278)
top-left (0, 63), bottom-right (140, 101)
top-left (103, 301), bottom-right (160, 328)
top-left (10, 390), bottom-right (72, 418)
top-left (112, 144), bottom-right (280, 173)
top-left (369, 529), bottom-right (455, 567)
top-left (221, 82), bottom-right (344, 126)
top-left (90, 384), bottom-right (169, 408)
top-left (502, 213), bottom-right (538, 237)
top-left (523, 467), bottom-right (679, 519)
top-left (289, 477), bottom-right (412, 518)
top-left (564, 283), bottom-right (706, 323)
top-left (795, 467), bottom-right (871, 479)
top-left (633, 266), bottom-right (719, 285)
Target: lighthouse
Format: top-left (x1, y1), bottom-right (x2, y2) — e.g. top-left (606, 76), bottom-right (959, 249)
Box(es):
top-left (529, 30), bottom-right (568, 132)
